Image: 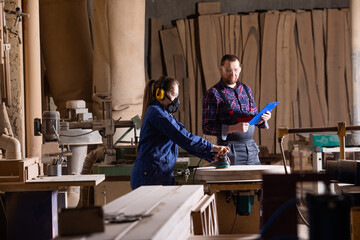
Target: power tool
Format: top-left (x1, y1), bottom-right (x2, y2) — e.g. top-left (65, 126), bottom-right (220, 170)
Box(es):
top-left (216, 154), bottom-right (230, 168)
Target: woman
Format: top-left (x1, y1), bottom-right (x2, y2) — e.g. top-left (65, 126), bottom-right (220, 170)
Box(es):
top-left (130, 76), bottom-right (229, 189)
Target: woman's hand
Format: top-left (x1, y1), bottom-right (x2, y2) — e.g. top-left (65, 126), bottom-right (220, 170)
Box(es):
top-left (212, 145), bottom-right (230, 155)
top-left (258, 111), bottom-right (271, 125)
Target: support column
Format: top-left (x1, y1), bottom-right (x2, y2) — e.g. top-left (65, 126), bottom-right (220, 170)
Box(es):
top-left (23, 0), bottom-right (42, 158)
top-left (351, 0), bottom-right (360, 144)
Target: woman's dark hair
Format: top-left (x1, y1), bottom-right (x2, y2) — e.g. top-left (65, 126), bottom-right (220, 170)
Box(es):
top-left (141, 76), bottom-right (179, 124)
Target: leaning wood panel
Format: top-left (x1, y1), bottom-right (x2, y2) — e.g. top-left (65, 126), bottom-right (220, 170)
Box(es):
top-left (211, 14), bottom-right (227, 65)
top-left (343, 8), bottom-right (352, 124)
top-left (312, 10), bottom-right (328, 126)
top-left (160, 27), bottom-right (184, 78)
top-left (259, 11), bottom-right (279, 153)
top-left (184, 19), bottom-right (196, 133)
top-left (241, 13), bottom-right (260, 144)
top-left (275, 11), bottom-right (294, 152)
top-left (297, 11), bottom-right (324, 127)
top-left (198, 15), bottom-right (221, 90)
top-left (149, 18), bottom-right (163, 80)
top-left (176, 19), bottom-right (187, 58)
top-left (229, 15), bottom-right (235, 54)
top-left (234, 15), bottom-right (242, 60)
top-left (326, 9), bottom-right (349, 125)
top-left (241, 13), bottom-right (260, 105)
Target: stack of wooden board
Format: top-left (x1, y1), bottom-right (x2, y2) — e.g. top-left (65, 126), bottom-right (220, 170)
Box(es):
top-left (148, 3), bottom-right (352, 155)
top-left (69, 185), bottom-right (204, 240)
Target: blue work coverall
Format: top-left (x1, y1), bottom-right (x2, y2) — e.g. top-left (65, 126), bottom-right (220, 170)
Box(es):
top-left (130, 100), bottom-right (215, 189)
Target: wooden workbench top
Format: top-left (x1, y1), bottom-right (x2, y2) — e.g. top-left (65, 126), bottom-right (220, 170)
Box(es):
top-left (194, 165), bottom-right (290, 182)
top-left (0, 174), bottom-right (105, 191)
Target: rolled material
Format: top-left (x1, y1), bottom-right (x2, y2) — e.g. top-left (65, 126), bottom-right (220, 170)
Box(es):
top-left (39, 0), bottom-right (93, 116)
top-left (92, 0), bottom-right (145, 118)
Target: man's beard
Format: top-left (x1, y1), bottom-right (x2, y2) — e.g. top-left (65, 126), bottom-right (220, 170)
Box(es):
top-left (223, 77), bottom-right (237, 85)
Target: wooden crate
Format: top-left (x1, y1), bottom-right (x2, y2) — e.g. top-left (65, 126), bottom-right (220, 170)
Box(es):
top-left (0, 157), bottom-right (40, 182)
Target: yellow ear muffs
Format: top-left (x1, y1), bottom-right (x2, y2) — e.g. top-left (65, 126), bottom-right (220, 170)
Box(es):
top-left (155, 76), bottom-right (167, 101)
top-left (155, 87), bottom-right (165, 100)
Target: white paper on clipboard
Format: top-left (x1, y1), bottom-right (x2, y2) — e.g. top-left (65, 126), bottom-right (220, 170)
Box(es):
top-left (248, 102), bottom-right (279, 125)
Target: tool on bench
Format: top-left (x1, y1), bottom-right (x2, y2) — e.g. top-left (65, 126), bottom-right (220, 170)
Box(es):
top-left (104, 212), bottom-right (153, 224)
top-left (216, 154), bottom-right (230, 169)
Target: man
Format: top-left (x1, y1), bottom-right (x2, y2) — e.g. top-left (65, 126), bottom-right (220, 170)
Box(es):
top-left (202, 54), bottom-right (271, 165)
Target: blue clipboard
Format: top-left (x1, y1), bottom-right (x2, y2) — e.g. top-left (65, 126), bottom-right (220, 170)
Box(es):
top-left (248, 102), bottom-right (279, 125)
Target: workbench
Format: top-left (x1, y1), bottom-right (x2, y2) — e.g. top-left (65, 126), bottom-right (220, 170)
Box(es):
top-left (0, 174), bottom-right (105, 240)
top-left (194, 165), bottom-right (289, 234)
top-left (59, 185), bottom-right (205, 240)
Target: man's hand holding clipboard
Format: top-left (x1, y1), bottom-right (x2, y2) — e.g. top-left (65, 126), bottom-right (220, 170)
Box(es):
top-left (249, 102), bottom-right (279, 125)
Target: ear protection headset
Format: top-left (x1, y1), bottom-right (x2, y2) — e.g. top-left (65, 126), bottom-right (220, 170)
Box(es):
top-left (155, 76), bottom-right (167, 101)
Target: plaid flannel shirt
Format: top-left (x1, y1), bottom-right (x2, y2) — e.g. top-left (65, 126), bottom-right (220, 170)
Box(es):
top-left (202, 79), bottom-right (267, 137)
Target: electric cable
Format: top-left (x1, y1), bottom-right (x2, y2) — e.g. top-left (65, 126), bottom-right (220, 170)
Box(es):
top-left (279, 138), bottom-right (310, 228)
top-left (192, 158), bottom-right (203, 184)
top-left (260, 198), bottom-right (298, 236)
top-left (229, 206), bottom-right (237, 234)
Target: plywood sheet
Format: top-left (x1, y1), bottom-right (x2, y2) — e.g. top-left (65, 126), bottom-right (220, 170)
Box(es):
top-left (312, 10), bottom-right (328, 126)
top-left (259, 11), bottom-right (279, 153)
top-left (197, 2), bottom-right (221, 15)
top-left (149, 18), bottom-right (163, 80)
top-left (185, 19), bottom-right (196, 133)
top-left (160, 27), bottom-right (184, 78)
top-left (241, 13), bottom-right (260, 112)
top-left (275, 11), bottom-right (294, 152)
top-left (343, 9), bottom-right (353, 124)
top-left (297, 11), bottom-right (324, 127)
top-left (326, 9), bottom-right (349, 125)
top-left (198, 15), bottom-right (221, 90)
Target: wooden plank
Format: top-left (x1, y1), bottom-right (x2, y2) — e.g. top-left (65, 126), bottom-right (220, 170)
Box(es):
top-left (183, 77), bottom-right (191, 130)
top-left (197, 2), bottom-right (221, 15)
top-left (343, 8), bottom-right (352, 124)
top-left (241, 13), bottom-right (260, 115)
top-left (229, 15), bottom-right (235, 54)
top-left (160, 27), bottom-right (184, 78)
top-left (174, 54), bottom-right (186, 124)
top-left (259, 11), bottom-right (279, 153)
top-left (90, 186), bottom-right (177, 240)
top-left (234, 15), bottom-right (242, 60)
top-left (241, 13), bottom-right (260, 144)
top-left (312, 9), bottom-right (328, 126)
top-left (224, 15), bottom-right (230, 54)
top-left (0, 174), bottom-right (105, 191)
top-left (211, 14), bottom-right (227, 64)
top-left (297, 11), bottom-right (324, 127)
top-left (123, 185), bottom-right (204, 239)
top-left (149, 18), bottom-right (163, 80)
top-left (276, 11), bottom-right (295, 152)
top-left (198, 14), bottom-right (221, 90)
top-left (288, 11), bottom-right (299, 136)
top-left (185, 19), bottom-right (196, 133)
top-left (194, 165), bottom-right (289, 182)
top-left (176, 19), bottom-right (186, 58)
top-left (326, 9), bottom-right (349, 125)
